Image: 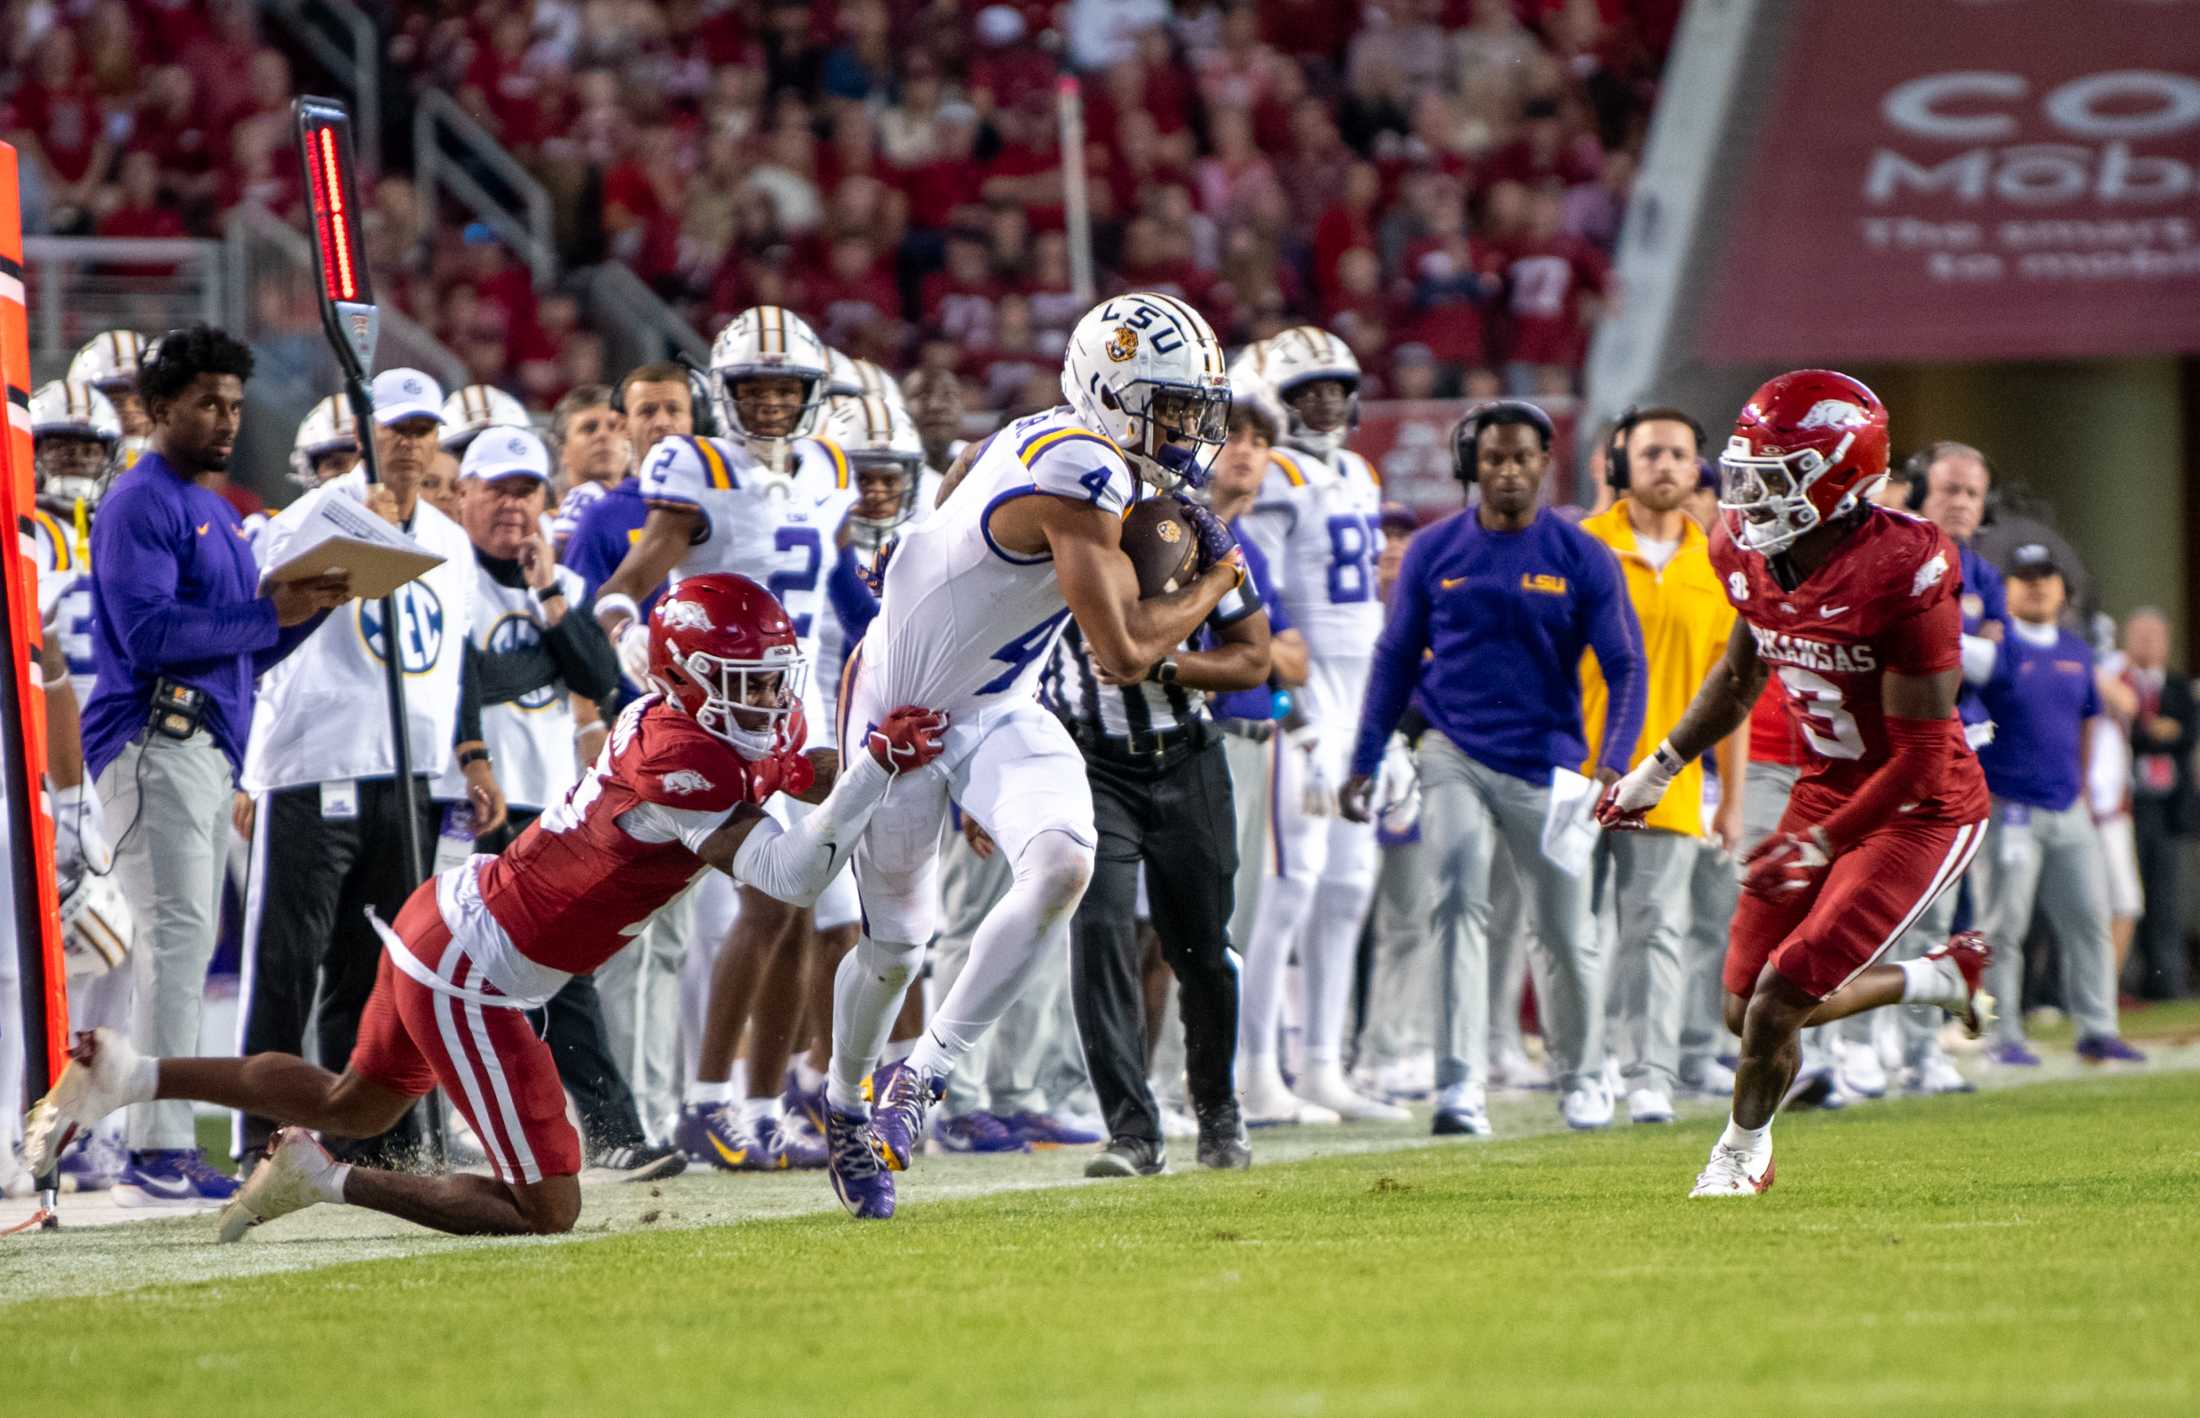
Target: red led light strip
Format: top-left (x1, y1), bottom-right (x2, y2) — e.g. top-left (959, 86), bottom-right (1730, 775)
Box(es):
top-left (305, 124), bottom-right (357, 302)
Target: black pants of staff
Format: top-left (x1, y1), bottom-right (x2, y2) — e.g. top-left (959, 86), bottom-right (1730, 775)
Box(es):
top-left (1069, 723), bottom-right (1240, 1146)
top-left (237, 776), bottom-right (440, 1166)
top-left (2131, 798), bottom-right (2191, 999)
top-left (481, 809), bottom-right (651, 1158)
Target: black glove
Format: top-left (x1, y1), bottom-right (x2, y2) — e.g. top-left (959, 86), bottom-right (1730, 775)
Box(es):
top-left (1173, 493), bottom-right (1238, 573)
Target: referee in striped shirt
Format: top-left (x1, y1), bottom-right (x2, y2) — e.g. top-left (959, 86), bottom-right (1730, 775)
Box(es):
top-left (1045, 500), bottom-right (1272, 1178)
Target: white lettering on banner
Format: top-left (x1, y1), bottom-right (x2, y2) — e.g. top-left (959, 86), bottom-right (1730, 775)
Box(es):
top-left (1882, 71), bottom-right (2200, 143)
top-left (1867, 144), bottom-right (2193, 206)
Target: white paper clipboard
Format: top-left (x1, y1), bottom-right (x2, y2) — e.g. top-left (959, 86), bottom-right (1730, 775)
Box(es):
top-left (261, 489), bottom-right (444, 599)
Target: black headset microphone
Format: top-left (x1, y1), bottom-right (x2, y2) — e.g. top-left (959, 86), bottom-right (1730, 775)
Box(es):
top-left (1606, 404), bottom-right (1709, 492)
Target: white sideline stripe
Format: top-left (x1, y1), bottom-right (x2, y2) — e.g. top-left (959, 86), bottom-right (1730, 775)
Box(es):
top-left (1830, 820), bottom-right (1984, 996)
top-left (432, 941), bottom-right (514, 1183)
top-left (462, 988), bottom-right (542, 1186)
top-left (231, 793), bottom-right (272, 1159)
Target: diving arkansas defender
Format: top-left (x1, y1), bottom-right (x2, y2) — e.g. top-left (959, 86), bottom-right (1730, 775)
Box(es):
top-left (26, 576), bottom-right (946, 1238)
top-left (1596, 371), bottom-right (1993, 1197)
top-left (825, 293), bottom-right (1244, 1220)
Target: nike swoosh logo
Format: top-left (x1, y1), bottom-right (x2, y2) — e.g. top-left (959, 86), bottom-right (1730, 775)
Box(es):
top-left (195, 523), bottom-right (211, 536)
top-left (1440, 577), bottom-right (1467, 590)
top-left (126, 1173), bottom-right (195, 1199)
top-left (1820, 604), bottom-right (1850, 617)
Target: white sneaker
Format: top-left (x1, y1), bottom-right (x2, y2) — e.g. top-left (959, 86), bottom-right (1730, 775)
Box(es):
top-left (1432, 1083), bottom-right (1492, 1137)
top-left (1625, 1087), bottom-right (1675, 1124)
top-left (1678, 1057), bottom-right (1735, 1096)
top-left (1561, 1084), bottom-right (1614, 1131)
top-left (1240, 1068), bottom-right (1339, 1127)
top-left (23, 1027), bottom-right (150, 1174)
top-left (1835, 1039), bottom-right (1889, 1099)
top-left (1909, 1053), bottom-right (1975, 1096)
top-left (1294, 1064), bottom-right (1411, 1123)
top-left (1490, 1046), bottom-right (1549, 1090)
top-left (217, 1127), bottom-right (341, 1243)
top-left (1689, 1141), bottom-right (1775, 1197)
top-left (1155, 1104), bottom-right (1200, 1140)
top-left (1371, 1057), bottom-right (1434, 1102)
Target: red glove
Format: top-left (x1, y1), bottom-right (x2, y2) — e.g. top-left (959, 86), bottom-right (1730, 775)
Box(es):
top-left (867, 705), bottom-right (947, 774)
top-left (1741, 826), bottom-right (1832, 898)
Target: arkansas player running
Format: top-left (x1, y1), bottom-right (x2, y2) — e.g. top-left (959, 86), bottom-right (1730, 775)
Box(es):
top-left (24, 575), bottom-right (944, 1239)
top-left (1596, 371), bottom-right (1992, 1198)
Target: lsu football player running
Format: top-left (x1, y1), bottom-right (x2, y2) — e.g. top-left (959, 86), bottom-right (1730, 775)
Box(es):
top-left (1230, 327), bottom-right (1402, 1125)
top-left (825, 293), bottom-right (1245, 1220)
top-left (596, 306), bottom-right (868, 1172)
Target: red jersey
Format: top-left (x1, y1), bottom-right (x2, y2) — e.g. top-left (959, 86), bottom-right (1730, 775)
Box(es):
top-left (1709, 507), bottom-right (1989, 825)
top-left (1746, 677), bottom-right (1807, 768)
top-left (476, 696), bottom-right (755, 976)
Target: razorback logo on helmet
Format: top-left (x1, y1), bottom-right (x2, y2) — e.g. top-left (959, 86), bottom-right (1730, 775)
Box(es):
top-left (1798, 400), bottom-right (1869, 431)
top-left (660, 599), bottom-right (714, 631)
top-left (660, 769), bottom-right (714, 795)
top-left (1911, 551), bottom-right (1949, 597)
top-left (1106, 326), bottom-right (1139, 362)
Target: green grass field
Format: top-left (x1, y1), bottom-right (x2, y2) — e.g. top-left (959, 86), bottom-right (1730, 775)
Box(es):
top-left (8, 1050), bottom-right (2198, 1417)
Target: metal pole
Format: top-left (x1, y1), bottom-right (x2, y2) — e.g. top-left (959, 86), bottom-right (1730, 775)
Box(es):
top-left (1058, 76), bottom-right (1095, 305)
top-left (341, 371), bottom-right (424, 883)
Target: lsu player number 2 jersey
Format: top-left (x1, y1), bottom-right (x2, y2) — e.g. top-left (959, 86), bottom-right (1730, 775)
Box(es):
top-left (858, 406), bottom-right (1145, 717)
top-left (640, 432), bottom-right (858, 727)
top-left (1710, 506), bottom-right (1988, 826)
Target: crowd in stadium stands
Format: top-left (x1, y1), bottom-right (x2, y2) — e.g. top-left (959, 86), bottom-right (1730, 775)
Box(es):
top-left (5, 0), bottom-right (1673, 415)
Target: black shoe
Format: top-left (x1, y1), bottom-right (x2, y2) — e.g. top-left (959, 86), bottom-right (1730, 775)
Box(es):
top-left (594, 1141), bottom-right (688, 1182)
top-left (1085, 1136), bottom-right (1165, 1178)
top-left (1194, 1102), bottom-right (1252, 1170)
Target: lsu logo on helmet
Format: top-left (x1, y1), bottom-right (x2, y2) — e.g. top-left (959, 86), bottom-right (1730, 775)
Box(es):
top-left (1105, 326), bottom-right (1139, 363)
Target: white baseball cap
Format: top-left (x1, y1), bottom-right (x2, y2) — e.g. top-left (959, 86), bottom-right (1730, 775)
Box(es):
top-left (459, 427), bottom-right (551, 483)
top-left (371, 368), bottom-right (446, 426)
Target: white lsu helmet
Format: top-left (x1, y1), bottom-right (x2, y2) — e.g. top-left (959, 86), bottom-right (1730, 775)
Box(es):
top-left (1261, 324), bottom-right (1361, 457)
top-left (826, 393), bottom-right (925, 548)
top-left (1226, 338), bottom-right (1287, 444)
top-left (289, 394), bottom-right (362, 488)
top-left (30, 379), bottom-right (122, 510)
top-left (826, 347), bottom-right (907, 410)
top-left (710, 305), bottom-right (831, 466)
top-left (441, 383), bottom-right (532, 451)
top-left (67, 329), bottom-right (148, 394)
top-left (1060, 292), bottom-right (1232, 489)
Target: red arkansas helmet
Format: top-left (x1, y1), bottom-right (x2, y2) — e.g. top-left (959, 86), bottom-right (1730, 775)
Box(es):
top-left (1718, 369), bottom-right (1890, 555)
top-left (648, 574), bottom-right (809, 762)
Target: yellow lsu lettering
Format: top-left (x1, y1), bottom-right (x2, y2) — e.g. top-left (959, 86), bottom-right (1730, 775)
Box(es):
top-left (1520, 573), bottom-right (1568, 596)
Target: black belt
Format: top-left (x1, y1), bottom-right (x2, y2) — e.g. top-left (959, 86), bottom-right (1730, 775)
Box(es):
top-left (1211, 716), bottom-right (1274, 744)
top-left (1073, 717), bottom-right (1212, 765)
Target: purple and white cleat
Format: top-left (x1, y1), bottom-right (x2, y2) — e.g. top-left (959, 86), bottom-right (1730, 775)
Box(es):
top-left (866, 1061), bottom-right (944, 1173)
top-left (825, 1108), bottom-right (895, 1221)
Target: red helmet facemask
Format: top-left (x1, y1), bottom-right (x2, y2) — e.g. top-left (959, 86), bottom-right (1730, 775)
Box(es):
top-left (647, 575), bottom-right (810, 762)
top-left (1718, 369), bottom-right (1890, 556)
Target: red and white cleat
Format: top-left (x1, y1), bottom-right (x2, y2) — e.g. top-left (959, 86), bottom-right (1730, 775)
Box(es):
top-left (1689, 1142), bottom-right (1776, 1198)
top-left (217, 1127), bottom-right (342, 1243)
top-left (1924, 931), bottom-right (1995, 1038)
top-left (23, 1028), bottom-right (149, 1176)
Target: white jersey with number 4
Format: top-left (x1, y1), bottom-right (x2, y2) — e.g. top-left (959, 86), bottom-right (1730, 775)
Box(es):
top-left (856, 406), bottom-right (1145, 718)
top-left (640, 433), bottom-right (857, 729)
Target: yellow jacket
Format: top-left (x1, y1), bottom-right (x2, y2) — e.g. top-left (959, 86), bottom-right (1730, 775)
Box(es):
top-left (1578, 501), bottom-right (1735, 837)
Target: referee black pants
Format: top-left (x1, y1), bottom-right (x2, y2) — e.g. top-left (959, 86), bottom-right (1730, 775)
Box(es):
top-left (237, 777), bottom-right (439, 1165)
top-left (1070, 729), bottom-right (1240, 1145)
top-left (480, 809), bottom-right (650, 1157)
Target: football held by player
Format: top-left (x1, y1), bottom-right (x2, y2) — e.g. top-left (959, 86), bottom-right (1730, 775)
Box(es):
top-left (1596, 370), bottom-right (1996, 1197)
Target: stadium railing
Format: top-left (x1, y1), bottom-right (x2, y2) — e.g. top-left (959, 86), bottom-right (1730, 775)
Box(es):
top-left (413, 91), bottom-right (557, 291)
top-left (572, 262), bottom-right (709, 380)
top-left (21, 238), bottom-right (223, 382)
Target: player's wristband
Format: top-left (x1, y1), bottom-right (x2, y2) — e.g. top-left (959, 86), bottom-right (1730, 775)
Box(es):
top-left (458, 746), bottom-right (492, 770)
top-left (1650, 740), bottom-right (1686, 777)
top-left (1148, 659), bottom-right (1180, 686)
top-left (534, 583), bottom-right (565, 604)
top-left (593, 591), bottom-right (638, 627)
